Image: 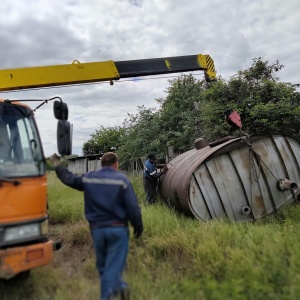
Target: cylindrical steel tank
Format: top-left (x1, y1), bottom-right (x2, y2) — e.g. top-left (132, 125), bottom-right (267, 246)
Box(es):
top-left (159, 134), bottom-right (300, 221)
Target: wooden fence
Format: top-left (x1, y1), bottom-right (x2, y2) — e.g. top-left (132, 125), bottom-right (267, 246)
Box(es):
top-left (67, 155), bottom-right (146, 175)
top-left (67, 146), bottom-right (177, 175)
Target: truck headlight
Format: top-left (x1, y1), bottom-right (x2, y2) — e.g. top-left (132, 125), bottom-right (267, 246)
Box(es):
top-left (41, 219), bottom-right (49, 235)
top-left (4, 223), bottom-right (41, 242)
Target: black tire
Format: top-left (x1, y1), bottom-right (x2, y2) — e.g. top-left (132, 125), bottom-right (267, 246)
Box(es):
top-left (16, 270), bottom-right (31, 280)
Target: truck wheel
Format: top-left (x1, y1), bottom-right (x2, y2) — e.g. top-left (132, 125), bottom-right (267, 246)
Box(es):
top-left (17, 270), bottom-right (31, 279)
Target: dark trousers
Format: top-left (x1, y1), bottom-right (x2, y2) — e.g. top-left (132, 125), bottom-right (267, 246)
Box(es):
top-left (91, 227), bottom-right (129, 300)
top-left (143, 177), bottom-right (158, 204)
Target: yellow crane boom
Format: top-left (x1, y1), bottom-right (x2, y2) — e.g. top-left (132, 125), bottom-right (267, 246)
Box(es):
top-left (0, 54), bottom-right (216, 91)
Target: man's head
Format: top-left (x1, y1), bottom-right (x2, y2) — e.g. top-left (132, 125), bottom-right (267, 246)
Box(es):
top-left (101, 152), bottom-right (119, 169)
top-left (147, 153), bottom-right (156, 162)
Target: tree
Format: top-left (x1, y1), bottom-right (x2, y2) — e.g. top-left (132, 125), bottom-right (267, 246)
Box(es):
top-left (82, 125), bottom-right (125, 156)
top-left (239, 57), bottom-right (283, 83)
top-left (156, 74), bottom-right (205, 154)
top-left (117, 106), bottom-right (161, 166)
top-left (117, 74), bottom-right (206, 164)
top-left (197, 78), bottom-right (232, 141)
top-left (200, 57), bottom-right (300, 141)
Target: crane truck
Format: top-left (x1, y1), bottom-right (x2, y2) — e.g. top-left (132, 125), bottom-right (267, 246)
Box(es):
top-left (0, 54), bottom-right (216, 279)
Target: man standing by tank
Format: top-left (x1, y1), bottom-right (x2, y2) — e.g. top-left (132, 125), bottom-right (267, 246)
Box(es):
top-left (143, 153), bottom-right (168, 205)
top-left (49, 152), bottom-right (143, 300)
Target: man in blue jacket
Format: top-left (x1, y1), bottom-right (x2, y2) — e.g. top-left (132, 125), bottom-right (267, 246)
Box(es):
top-left (50, 152), bottom-right (143, 300)
top-left (143, 153), bottom-right (168, 205)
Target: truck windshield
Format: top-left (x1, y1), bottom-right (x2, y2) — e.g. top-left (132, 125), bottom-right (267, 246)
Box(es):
top-left (0, 102), bottom-right (45, 177)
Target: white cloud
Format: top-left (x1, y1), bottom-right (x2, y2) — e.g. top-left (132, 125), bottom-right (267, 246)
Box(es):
top-left (1, 0), bottom-right (299, 156)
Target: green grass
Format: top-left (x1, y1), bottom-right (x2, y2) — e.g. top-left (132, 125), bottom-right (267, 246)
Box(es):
top-left (2, 172), bottom-right (300, 299)
top-left (47, 171), bottom-right (85, 224)
top-left (126, 207), bottom-right (300, 300)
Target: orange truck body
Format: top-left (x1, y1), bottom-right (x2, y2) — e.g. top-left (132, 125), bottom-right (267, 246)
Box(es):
top-left (0, 100), bottom-right (53, 279)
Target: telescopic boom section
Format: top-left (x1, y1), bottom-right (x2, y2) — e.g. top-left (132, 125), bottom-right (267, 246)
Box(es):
top-left (0, 54), bottom-right (216, 91)
top-left (114, 54), bottom-right (216, 81)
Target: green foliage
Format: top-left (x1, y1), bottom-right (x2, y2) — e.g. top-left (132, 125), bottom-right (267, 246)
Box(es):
top-left (117, 106), bottom-right (161, 165)
top-left (157, 75), bottom-right (204, 154)
top-left (250, 99), bottom-right (300, 136)
top-left (117, 75), bottom-right (207, 164)
top-left (82, 125), bottom-right (125, 155)
top-left (238, 57), bottom-right (284, 83)
top-left (200, 57), bottom-right (300, 141)
top-left (200, 79), bottom-right (234, 141)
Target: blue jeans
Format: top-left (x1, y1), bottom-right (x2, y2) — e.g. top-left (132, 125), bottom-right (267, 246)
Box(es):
top-left (91, 226), bottom-right (129, 300)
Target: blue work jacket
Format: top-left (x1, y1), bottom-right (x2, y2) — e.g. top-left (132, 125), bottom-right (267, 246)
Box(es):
top-left (143, 159), bottom-right (162, 183)
top-left (55, 165), bottom-right (143, 233)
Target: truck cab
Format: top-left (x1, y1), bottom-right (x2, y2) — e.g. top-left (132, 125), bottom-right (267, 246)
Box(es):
top-left (0, 98), bottom-right (70, 279)
top-left (0, 99), bottom-right (52, 279)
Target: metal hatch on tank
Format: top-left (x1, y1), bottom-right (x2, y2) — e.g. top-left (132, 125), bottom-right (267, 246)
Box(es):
top-left (158, 112), bottom-right (300, 222)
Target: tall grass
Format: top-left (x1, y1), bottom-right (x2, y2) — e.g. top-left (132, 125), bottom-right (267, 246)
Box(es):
top-left (1, 172), bottom-right (300, 299)
top-left (127, 203), bottom-right (300, 300)
top-left (47, 171), bottom-right (85, 224)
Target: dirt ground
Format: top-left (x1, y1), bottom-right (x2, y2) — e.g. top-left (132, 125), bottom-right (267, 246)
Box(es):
top-left (49, 220), bottom-right (95, 277)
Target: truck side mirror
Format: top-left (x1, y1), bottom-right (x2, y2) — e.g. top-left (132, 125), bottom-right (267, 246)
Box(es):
top-left (54, 100), bottom-right (69, 120)
top-left (57, 120), bottom-right (72, 155)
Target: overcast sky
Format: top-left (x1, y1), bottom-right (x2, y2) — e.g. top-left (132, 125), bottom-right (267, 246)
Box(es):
top-left (1, 0), bottom-right (299, 157)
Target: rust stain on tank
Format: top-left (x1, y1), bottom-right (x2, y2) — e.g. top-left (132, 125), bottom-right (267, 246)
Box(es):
top-left (254, 195), bottom-right (266, 213)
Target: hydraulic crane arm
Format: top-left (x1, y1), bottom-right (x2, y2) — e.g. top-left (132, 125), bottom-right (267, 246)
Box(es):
top-left (0, 54), bottom-right (216, 92)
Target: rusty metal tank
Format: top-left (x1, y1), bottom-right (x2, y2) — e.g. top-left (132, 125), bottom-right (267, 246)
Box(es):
top-left (159, 134), bottom-right (300, 221)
